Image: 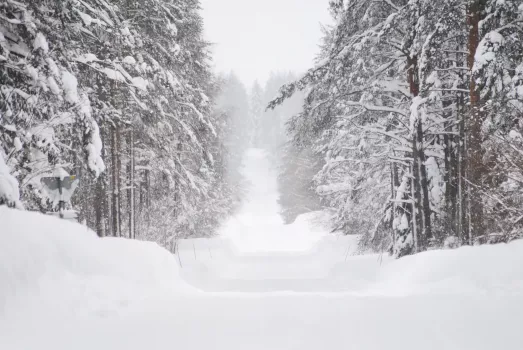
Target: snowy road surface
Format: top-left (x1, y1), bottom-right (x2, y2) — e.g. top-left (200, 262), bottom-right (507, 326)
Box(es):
top-left (2, 149), bottom-right (523, 349)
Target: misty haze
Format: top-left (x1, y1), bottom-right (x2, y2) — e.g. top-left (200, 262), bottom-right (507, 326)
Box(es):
top-left (1, 0), bottom-right (523, 349)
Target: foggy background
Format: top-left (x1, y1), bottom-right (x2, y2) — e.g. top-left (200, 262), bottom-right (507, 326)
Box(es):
top-left (200, 0), bottom-right (332, 86)
top-left (199, 0), bottom-right (332, 223)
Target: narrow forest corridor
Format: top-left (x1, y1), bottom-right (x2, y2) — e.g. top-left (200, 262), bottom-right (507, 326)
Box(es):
top-left (2, 1), bottom-right (523, 349)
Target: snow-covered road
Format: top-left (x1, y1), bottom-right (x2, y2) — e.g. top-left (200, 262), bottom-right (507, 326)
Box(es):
top-left (2, 149), bottom-right (523, 349)
top-left (11, 292), bottom-right (519, 350)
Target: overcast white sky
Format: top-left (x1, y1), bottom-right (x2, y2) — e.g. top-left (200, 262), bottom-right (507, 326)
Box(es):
top-left (200, 0), bottom-right (332, 88)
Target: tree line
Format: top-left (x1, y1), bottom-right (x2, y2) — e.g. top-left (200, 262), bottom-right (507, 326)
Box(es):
top-left (0, 0), bottom-right (240, 248)
top-left (270, 0), bottom-right (523, 257)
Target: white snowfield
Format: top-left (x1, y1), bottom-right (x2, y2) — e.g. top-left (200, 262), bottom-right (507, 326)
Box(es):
top-left (2, 149), bottom-right (523, 350)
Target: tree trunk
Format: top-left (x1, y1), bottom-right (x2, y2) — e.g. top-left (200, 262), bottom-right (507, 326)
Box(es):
top-left (417, 120), bottom-right (432, 245)
top-left (411, 136), bottom-right (423, 251)
top-left (466, 0), bottom-right (486, 242)
top-left (458, 105), bottom-right (470, 244)
top-left (111, 123), bottom-right (121, 237)
top-left (444, 131), bottom-right (453, 236)
top-left (175, 142), bottom-right (182, 204)
top-left (390, 161), bottom-right (399, 230)
top-left (145, 168), bottom-right (151, 227)
top-left (444, 123), bottom-right (459, 239)
top-left (407, 55), bottom-right (432, 249)
top-left (110, 125), bottom-right (117, 237)
top-left (128, 129), bottom-right (135, 239)
top-left (442, 50), bottom-right (458, 240)
top-left (116, 124), bottom-right (122, 237)
top-left (95, 175), bottom-right (105, 237)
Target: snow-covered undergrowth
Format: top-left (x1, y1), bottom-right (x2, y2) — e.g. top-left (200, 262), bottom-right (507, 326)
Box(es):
top-left (0, 206), bottom-right (192, 320)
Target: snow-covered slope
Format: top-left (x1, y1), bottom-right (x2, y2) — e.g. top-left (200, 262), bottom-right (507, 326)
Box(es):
top-left (0, 206), bottom-right (192, 320)
top-left (330, 239), bottom-right (523, 296)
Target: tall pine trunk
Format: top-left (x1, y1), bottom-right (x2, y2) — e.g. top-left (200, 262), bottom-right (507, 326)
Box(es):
top-left (417, 120), bottom-right (432, 245)
top-left (116, 124), bottom-right (122, 237)
top-left (95, 175), bottom-right (106, 237)
top-left (466, 0), bottom-right (486, 242)
top-left (127, 129), bottom-right (135, 239)
top-left (408, 55), bottom-right (432, 250)
top-left (411, 136), bottom-right (422, 251)
top-left (111, 123), bottom-right (121, 237)
top-left (458, 100), bottom-right (469, 243)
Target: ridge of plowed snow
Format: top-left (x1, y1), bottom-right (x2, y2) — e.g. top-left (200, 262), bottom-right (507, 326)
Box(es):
top-left (0, 206), bottom-right (193, 320)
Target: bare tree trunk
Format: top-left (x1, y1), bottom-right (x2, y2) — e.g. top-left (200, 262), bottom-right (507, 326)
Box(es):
top-left (95, 175), bottom-right (105, 237)
top-left (408, 55), bottom-right (432, 249)
top-left (174, 142), bottom-right (183, 206)
top-left (418, 123), bottom-right (432, 244)
top-left (128, 129), bottom-right (135, 239)
top-left (445, 122), bottom-right (459, 239)
top-left (466, 0), bottom-right (486, 242)
top-left (110, 125), bottom-right (117, 237)
top-left (390, 161), bottom-right (399, 230)
top-left (458, 107), bottom-right (469, 243)
top-left (449, 133), bottom-right (458, 235)
top-left (145, 169), bottom-right (151, 228)
top-left (442, 49), bottom-right (458, 240)
top-left (171, 142), bottom-right (183, 241)
top-left (111, 123), bottom-right (121, 237)
top-left (411, 137), bottom-right (423, 251)
top-left (444, 130), bottom-right (454, 236)
top-left (139, 172), bottom-right (144, 212)
top-left (116, 124), bottom-right (122, 237)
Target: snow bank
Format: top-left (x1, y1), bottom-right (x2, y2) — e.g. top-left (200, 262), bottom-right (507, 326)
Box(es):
top-left (329, 239), bottom-right (523, 296)
top-left (370, 241), bottom-right (523, 296)
top-left (0, 207), bottom-right (192, 319)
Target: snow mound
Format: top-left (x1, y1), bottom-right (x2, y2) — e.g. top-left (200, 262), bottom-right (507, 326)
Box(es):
top-left (329, 239), bottom-right (523, 296)
top-left (0, 206), bottom-right (192, 319)
top-left (370, 241), bottom-right (523, 296)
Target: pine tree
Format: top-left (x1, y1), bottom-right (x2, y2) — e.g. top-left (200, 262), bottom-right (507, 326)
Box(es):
top-left (1, 0), bottom-right (237, 246)
top-left (269, 0), bottom-right (523, 257)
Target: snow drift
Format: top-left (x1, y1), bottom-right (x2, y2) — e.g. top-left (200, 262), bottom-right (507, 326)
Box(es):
top-left (368, 240), bottom-right (523, 296)
top-left (327, 240), bottom-right (523, 296)
top-left (0, 206), bottom-right (193, 319)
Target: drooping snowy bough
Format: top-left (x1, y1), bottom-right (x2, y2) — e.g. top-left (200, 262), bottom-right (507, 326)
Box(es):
top-left (0, 0), bottom-right (235, 244)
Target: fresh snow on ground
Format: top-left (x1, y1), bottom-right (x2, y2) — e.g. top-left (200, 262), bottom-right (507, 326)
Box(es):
top-left (0, 206), bottom-right (192, 320)
top-left (2, 149), bottom-right (523, 349)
